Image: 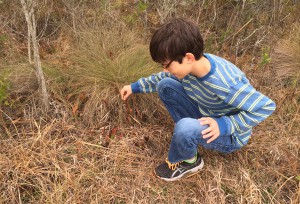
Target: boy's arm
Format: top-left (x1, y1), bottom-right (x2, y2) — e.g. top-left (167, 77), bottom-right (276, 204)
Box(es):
top-left (213, 79), bottom-right (276, 137)
top-left (131, 71), bottom-right (172, 93)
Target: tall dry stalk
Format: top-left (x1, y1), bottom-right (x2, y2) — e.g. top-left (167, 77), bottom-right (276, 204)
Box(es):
top-left (20, 0), bottom-right (49, 111)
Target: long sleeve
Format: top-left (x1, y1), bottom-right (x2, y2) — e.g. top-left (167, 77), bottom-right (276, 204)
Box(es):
top-left (212, 77), bottom-right (276, 137)
top-left (131, 71), bottom-right (172, 93)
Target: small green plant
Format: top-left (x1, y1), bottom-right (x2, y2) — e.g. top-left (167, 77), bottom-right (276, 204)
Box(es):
top-left (137, 0), bottom-right (149, 13)
top-left (123, 0), bottom-right (149, 26)
top-left (0, 72), bottom-right (10, 104)
top-left (123, 13), bottom-right (138, 26)
top-left (220, 28), bottom-right (233, 44)
top-left (0, 33), bottom-right (8, 57)
top-left (260, 47), bottom-right (271, 67)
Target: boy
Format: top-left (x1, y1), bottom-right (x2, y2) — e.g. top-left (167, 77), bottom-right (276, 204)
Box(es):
top-left (120, 18), bottom-right (276, 182)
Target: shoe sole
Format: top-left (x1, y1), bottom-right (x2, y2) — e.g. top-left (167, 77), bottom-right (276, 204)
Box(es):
top-left (154, 158), bottom-right (204, 182)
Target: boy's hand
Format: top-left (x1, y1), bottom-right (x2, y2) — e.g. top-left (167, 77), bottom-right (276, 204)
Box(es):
top-left (120, 85), bottom-right (132, 101)
top-left (199, 117), bottom-right (220, 143)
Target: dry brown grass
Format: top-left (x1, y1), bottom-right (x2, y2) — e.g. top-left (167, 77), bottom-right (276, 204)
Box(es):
top-left (0, 101), bottom-right (299, 203)
top-left (1, 55), bottom-right (299, 203)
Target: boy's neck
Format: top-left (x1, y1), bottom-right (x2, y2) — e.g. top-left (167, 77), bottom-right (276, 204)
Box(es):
top-left (190, 56), bottom-right (211, 78)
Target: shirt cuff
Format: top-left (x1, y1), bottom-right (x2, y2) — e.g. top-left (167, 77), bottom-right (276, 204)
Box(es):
top-left (131, 82), bottom-right (140, 93)
top-left (214, 117), bottom-right (230, 137)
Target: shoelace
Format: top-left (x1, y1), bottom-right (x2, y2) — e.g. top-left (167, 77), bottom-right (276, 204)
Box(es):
top-left (165, 158), bottom-right (182, 170)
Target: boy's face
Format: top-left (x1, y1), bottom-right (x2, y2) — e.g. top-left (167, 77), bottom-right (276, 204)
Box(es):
top-left (162, 57), bottom-right (193, 79)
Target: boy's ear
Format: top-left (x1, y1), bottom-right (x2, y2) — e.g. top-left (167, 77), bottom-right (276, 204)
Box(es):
top-left (185, 53), bottom-right (196, 62)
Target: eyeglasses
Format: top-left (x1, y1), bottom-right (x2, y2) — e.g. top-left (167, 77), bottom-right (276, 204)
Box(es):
top-left (161, 60), bottom-right (173, 69)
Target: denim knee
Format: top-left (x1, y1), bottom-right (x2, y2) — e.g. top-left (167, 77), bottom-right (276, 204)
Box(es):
top-left (168, 118), bottom-right (209, 162)
top-left (175, 119), bottom-right (208, 150)
top-left (169, 118), bottom-right (241, 161)
top-left (157, 78), bottom-right (179, 97)
top-left (174, 118), bottom-right (208, 138)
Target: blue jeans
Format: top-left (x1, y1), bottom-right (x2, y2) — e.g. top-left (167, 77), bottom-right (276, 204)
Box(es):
top-left (158, 78), bottom-right (240, 163)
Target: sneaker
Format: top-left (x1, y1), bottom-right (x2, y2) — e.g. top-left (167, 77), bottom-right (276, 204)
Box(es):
top-left (154, 152), bottom-right (204, 181)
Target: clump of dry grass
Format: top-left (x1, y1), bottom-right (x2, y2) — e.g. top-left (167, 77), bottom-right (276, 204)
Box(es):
top-left (268, 23), bottom-right (300, 128)
top-left (68, 45), bottom-right (166, 127)
top-left (271, 24), bottom-right (300, 83)
top-left (55, 17), bottom-right (169, 128)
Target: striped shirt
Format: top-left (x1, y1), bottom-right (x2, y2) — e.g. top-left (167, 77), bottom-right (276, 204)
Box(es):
top-left (130, 53), bottom-right (276, 147)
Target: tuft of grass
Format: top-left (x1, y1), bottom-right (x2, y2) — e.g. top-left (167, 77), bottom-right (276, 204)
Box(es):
top-left (58, 21), bottom-right (168, 127)
top-left (271, 24), bottom-right (300, 83)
